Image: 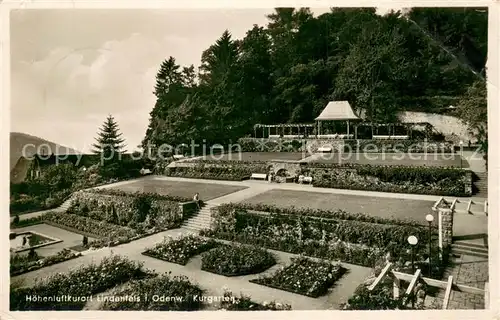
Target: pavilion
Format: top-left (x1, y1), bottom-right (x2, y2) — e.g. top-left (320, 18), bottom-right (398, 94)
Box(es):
top-left (314, 101), bottom-right (361, 138)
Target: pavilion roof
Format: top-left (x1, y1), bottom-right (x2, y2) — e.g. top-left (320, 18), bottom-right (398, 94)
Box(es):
top-left (315, 101), bottom-right (360, 121)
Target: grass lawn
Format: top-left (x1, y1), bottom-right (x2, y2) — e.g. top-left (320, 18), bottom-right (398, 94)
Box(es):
top-left (240, 189), bottom-right (434, 224)
top-left (304, 153), bottom-right (467, 168)
top-left (108, 179), bottom-right (248, 201)
top-left (200, 152), bottom-right (308, 162)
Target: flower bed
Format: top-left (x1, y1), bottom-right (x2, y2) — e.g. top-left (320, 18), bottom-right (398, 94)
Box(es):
top-left (10, 255), bottom-right (153, 310)
top-left (201, 244), bottom-right (276, 276)
top-left (308, 164), bottom-right (470, 196)
top-left (206, 205), bottom-right (432, 266)
top-left (99, 273), bottom-right (203, 311)
top-left (85, 188), bottom-right (192, 202)
top-left (142, 235), bottom-right (220, 265)
top-left (67, 191), bottom-right (183, 229)
top-left (10, 248), bottom-right (82, 276)
top-left (219, 291), bottom-right (291, 310)
top-left (250, 256), bottom-right (346, 298)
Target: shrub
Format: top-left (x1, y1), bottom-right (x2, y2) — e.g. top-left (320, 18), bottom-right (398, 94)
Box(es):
top-left (82, 236), bottom-right (88, 246)
top-left (201, 244), bottom-right (276, 276)
top-left (143, 235), bottom-right (220, 265)
top-left (99, 273), bottom-right (203, 311)
top-left (10, 249), bottom-right (82, 276)
top-left (251, 256), bottom-right (346, 298)
top-left (13, 215), bottom-right (20, 225)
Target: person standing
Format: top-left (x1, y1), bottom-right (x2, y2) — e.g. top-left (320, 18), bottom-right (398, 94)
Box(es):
top-left (193, 193), bottom-right (200, 209)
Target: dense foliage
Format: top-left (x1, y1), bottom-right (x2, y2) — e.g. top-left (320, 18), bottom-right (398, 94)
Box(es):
top-left (143, 8), bottom-right (487, 149)
top-left (99, 273), bottom-right (203, 311)
top-left (251, 256), bottom-right (346, 297)
top-left (201, 244), bottom-right (276, 276)
top-left (143, 235), bottom-right (220, 265)
top-left (10, 255), bottom-right (152, 310)
top-left (308, 164), bottom-right (470, 196)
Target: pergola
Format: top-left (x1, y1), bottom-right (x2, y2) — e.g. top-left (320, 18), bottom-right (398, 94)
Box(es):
top-left (254, 123), bottom-right (315, 139)
top-left (314, 101), bottom-right (361, 138)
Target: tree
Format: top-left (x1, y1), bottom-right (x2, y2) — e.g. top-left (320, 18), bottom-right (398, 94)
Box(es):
top-left (455, 80), bottom-right (487, 152)
top-left (92, 115), bottom-right (127, 162)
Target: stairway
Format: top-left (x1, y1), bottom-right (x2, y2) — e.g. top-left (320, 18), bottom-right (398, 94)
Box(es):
top-left (451, 241), bottom-right (488, 259)
top-left (473, 172), bottom-right (488, 198)
top-left (57, 198), bottom-right (74, 212)
top-left (181, 203), bottom-right (218, 232)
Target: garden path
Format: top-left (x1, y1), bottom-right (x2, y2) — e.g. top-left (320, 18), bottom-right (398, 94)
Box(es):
top-left (13, 227), bottom-right (372, 310)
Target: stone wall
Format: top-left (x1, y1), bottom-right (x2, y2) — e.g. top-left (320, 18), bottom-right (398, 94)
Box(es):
top-left (269, 160), bottom-right (302, 176)
top-left (438, 208), bottom-right (454, 248)
top-left (399, 111), bottom-right (475, 143)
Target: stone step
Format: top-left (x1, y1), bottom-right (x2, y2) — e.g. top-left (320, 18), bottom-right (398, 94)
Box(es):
top-left (452, 243), bottom-right (488, 254)
top-left (453, 240), bottom-right (488, 249)
top-left (451, 248), bottom-right (488, 259)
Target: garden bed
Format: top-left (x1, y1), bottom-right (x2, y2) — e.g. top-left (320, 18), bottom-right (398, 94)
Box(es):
top-left (142, 235), bottom-right (220, 265)
top-left (10, 255), bottom-right (154, 311)
top-left (99, 273), bottom-right (203, 311)
top-left (10, 248), bottom-right (82, 276)
top-left (201, 244), bottom-right (276, 276)
top-left (250, 256), bottom-right (347, 298)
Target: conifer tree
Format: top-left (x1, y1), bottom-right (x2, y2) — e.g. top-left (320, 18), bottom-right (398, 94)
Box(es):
top-left (92, 115), bottom-right (127, 162)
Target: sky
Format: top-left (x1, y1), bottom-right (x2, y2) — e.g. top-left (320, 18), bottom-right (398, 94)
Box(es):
top-left (10, 8), bottom-right (400, 153)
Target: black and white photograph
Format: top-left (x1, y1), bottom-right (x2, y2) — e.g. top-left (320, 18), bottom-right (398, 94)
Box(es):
top-left (3, 1), bottom-right (497, 314)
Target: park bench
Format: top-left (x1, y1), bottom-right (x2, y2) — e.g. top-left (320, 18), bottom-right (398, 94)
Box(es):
top-left (250, 173), bottom-right (267, 180)
top-left (173, 155), bottom-right (185, 160)
top-left (298, 175), bottom-right (313, 184)
top-left (317, 146), bottom-right (333, 153)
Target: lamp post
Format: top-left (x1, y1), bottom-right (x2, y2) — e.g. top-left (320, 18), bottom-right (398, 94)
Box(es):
top-left (425, 214), bottom-right (434, 277)
top-left (407, 235), bottom-right (418, 273)
top-left (459, 140), bottom-right (464, 168)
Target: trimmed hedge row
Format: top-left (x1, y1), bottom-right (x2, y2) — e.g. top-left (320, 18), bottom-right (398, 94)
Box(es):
top-left (164, 163), bottom-right (268, 181)
top-left (238, 138), bottom-right (304, 152)
top-left (307, 163), bottom-right (470, 196)
top-left (343, 140), bottom-right (454, 153)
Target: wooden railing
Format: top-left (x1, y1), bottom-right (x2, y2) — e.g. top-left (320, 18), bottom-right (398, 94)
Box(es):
top-left (367, 262), bottom-right (487, 309)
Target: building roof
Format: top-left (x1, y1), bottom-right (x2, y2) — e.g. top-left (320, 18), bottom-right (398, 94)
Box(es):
top-left (315, 101), bottom-right (360, 121)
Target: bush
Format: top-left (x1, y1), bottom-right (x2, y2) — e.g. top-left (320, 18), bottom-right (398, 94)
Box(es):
top-left (237, 138), bottom-right (305, 152)
top-left (99, 273), bottom-right (203, 311)
top-left (343, 140), bottom-right (454, 153)
top-left (201, 244), bottom-right (276, 276)
top-left (10, 216), bottom-right (43, 229)
top-left (10, 255), bottom-right (153, 310)
top-left (13, 215), bottom-right (20, 225)
top-left (143, 235), bottom-right (220, 265)
top-left (82, 236), bottom-right (88, 246)
top-left (251, 256), bottom-right (346, 298)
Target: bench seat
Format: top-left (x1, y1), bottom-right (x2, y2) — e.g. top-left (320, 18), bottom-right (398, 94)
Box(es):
top-left (250, 173), bottom-right (267, 180)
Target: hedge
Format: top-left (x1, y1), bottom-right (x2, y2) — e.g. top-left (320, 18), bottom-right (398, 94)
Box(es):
top-left (307, 163), bottom-right (470, 196)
